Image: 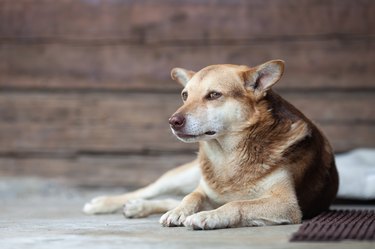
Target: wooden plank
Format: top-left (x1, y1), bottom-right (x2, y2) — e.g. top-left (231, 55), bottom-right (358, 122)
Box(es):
top-left (0, 92), bottom-right (196, 153)
top-left (0, 154), bottom-right (196, 187)
top-left (0, 0), bottom-right (373, 40)
top-left (1, 39), bottom-right (373, 90)
top-left (321, 124), bottom-right (375, 153)
top-left (0, 91), bottom-right (373, 153)
top-left (286, 92), bottom-right (375, 123)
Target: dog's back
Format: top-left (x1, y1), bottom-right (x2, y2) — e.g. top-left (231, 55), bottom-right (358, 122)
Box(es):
top-left (263, 91), bottom-right (338, 219)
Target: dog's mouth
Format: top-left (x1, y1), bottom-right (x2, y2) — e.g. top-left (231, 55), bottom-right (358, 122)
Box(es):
top-left (175, 131), bottom-right (216, 139)
top-left (204, 131), bottom-right (216, 136)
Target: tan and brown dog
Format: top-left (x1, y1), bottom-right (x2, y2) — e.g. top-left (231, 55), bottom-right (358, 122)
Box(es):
top-left (83, 60), bottom-right (338, 230)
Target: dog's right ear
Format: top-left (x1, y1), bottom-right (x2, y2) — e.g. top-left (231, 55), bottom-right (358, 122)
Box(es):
top-left (171, 68), bottom-right (195, 87)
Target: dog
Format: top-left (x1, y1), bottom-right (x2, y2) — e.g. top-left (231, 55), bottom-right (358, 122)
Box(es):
top-left (83, 60), bottom-right (339, 230)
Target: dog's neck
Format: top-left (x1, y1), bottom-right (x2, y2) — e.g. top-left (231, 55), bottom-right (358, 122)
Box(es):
top-left (200, 123), bottom-right (272, 169)
top-left (198, 127), bottom-right (280, 192)
top-left (199, 91), bottom-right (309, 172)
top-left (202, 133), bottom-right (243, 155)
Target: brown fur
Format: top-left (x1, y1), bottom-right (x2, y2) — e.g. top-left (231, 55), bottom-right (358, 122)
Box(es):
top-left (83, 60), bottom-right (338, 230)
top-left (160, 60), bottom-right (338, 229)
top-left (198, 89), bottom-right (338, 219)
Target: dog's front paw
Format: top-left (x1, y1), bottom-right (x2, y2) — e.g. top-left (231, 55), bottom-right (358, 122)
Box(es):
top-left (83, 196), bottom-right (123, 215)
top-left (159, 207), bottom-right (193, 227)
top-left (184, 211), bottom-right (233, 230)
top-left (123, 199), bottom-right (150, 218)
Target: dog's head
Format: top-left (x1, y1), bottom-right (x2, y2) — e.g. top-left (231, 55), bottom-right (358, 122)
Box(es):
top-left (169, 60), bottom-right (284, 143)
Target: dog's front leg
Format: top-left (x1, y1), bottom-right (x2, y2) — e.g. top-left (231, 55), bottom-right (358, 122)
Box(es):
top-left (160, 187), bottom-right (207, 227)
top-left (184, 194), bottom-right (302, 230)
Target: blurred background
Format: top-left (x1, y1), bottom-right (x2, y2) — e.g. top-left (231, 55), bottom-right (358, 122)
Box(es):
top-left (0, 0), bottom-right (374, 189)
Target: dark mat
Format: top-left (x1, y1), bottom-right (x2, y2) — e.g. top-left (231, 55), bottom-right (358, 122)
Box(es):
top-left (290, 209), bottom-right (375, 242)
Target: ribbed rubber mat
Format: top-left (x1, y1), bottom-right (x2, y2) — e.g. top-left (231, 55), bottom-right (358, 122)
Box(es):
top-left (290, 210), bottom-right (375, 242)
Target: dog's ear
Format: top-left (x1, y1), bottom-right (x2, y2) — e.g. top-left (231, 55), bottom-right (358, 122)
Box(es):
top-left (244, 60), bottom-right (284, 96)
top-left (171, 68), bottom-right (196, 86)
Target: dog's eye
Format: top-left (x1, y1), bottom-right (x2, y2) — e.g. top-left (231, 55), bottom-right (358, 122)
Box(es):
top-left (181, 91), bottom-right (188, 101)
top-left (206, 91), bottom-right (222, 100)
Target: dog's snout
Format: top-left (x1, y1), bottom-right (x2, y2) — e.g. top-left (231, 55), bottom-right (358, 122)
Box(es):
top-left (169, 114), bottom-right (185, 130)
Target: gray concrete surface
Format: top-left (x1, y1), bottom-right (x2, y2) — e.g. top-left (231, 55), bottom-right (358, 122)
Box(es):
top-left (0, 177), bottom-right (374, 249)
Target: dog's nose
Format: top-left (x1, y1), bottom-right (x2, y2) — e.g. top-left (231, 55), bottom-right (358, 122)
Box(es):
top-left (169, 114), bottom-right (185, 130)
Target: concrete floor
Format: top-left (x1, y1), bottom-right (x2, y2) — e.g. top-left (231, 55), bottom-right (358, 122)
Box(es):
top-left (0, 177), bottom-right (374, 249)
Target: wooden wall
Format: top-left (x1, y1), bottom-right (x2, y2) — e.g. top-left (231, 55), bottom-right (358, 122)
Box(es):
top-left (0, 0), bottom-right (374, 187)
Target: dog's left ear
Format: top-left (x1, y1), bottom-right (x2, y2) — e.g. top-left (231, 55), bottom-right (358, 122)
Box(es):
top-left (243, 60), bottom-right (284, 96)
top-left (171, 68), bottom-right (196, 87)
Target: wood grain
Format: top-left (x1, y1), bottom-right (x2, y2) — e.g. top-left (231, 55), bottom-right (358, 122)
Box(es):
top-left (0, 0), bottom-right (373, 40)
top-left (1, 39), bottom-right (373, 90)
top-left (0, 91), bottom-right (373, 153)
top-left (0, 0), bottom-right (373, 186)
